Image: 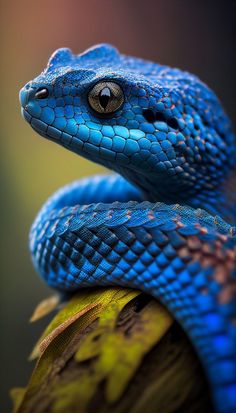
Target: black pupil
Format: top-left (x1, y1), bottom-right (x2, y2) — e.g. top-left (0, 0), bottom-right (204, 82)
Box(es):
top-left (99, 87), bottom-right (111, 109)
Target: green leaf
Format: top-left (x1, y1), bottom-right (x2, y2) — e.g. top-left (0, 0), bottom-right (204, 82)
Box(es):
top-left (10, 388), bottom-right (26, 413)
top-left (75, 299), bottom-right (172, 403)
top-left (12, 287), bottom-right (213, 413)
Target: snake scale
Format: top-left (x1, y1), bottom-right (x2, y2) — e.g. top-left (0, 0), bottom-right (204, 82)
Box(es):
top-left (19, 44), bottom-right (236, 412)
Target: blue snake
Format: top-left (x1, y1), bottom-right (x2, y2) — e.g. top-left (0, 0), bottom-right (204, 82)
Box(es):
top-left (19, 44), bottom-right (236, 412)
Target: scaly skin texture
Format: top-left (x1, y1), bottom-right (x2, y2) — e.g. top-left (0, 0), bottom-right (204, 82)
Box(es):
top-left (20, 44), bottom-right (236, 412)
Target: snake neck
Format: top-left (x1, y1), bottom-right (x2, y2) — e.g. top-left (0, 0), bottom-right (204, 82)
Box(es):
top-left (187, 167), bottom-right (236, 225)
top-left (120, 164), bottom-right (236, 226)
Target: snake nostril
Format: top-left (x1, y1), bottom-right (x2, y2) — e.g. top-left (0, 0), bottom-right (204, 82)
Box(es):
top-left (35, 87), bottom-right (49, 99)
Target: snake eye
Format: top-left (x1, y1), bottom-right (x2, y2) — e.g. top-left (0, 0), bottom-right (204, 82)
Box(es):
top-left (88, 81), bottom-right (124, 114)
top-left (35, 88), bottom-right (49, 99)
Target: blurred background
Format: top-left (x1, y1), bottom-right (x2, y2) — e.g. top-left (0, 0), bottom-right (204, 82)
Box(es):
top-left (0, 0), bottom-right (236, 411)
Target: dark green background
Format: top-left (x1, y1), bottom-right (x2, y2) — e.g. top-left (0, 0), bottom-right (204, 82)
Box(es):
top-left (1, 1), bottom-right (235, 412)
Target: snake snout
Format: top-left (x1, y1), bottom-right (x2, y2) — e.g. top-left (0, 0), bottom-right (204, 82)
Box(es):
top-left (20, 84), bottom-right (48, 105)
top-left (20, 82), bottom-right (52, 125)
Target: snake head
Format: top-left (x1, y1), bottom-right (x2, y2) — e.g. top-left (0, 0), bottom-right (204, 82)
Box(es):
top-left (20, 44), bottom-right (235, 203)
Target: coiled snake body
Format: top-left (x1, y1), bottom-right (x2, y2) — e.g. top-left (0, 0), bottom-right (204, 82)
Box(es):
top-left (20, 45), bottom-right (236, 412)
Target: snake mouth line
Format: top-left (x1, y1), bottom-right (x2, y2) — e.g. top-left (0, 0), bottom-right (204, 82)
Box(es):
top-left (22, 108), bottom-right (128, 168)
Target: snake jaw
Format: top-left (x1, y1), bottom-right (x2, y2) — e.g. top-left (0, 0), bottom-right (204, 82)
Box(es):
top-left (20, 105), bottom-right (174, 199)
top-left (20, 104), bottom-right (198, 203)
